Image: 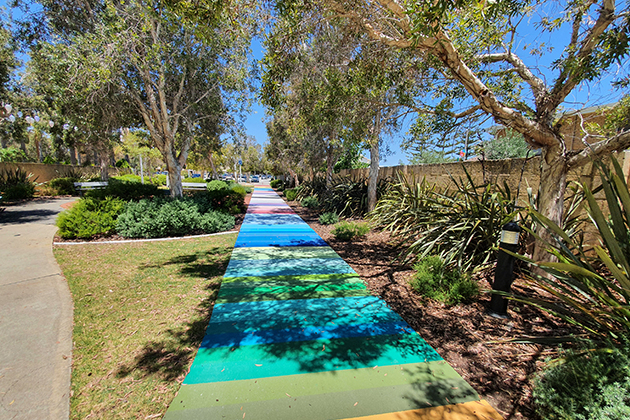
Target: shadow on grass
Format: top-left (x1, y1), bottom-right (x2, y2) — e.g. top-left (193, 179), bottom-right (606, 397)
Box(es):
top-left (116, 248), bottom-right (231, 382)
top-left (140, 246), bottom-right (232, 279)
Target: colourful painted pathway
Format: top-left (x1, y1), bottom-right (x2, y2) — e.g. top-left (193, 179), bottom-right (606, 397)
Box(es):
top-left (163, 187), bottom-right (502, 420)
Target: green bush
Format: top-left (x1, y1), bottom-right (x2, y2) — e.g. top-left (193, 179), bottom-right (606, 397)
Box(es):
top-left (331, 221), bottom-right (370, 241)
top-left (86, 178), bottom-right (159, 201)
top-left (231, 184), bottom-right (247, 196)
top-left (49, 177), bottom-right (78, 195)
top-left (0, 147), bottom-right (27, 162)
top-left (202, 181), bottom-right (246, 214)
top-left (534, 344), bottom-right (630, 420)
top-left (285, 188), bottom-right (297, 201)
top-left (3, 182), bottom-right (37, 200)
top-left (56, 197), bottom-right (125, 239)
top-left (113, 174), bottom-right (142, 183)
top-left (408, 256), bottom-right (478, 304)
top-left (513, 156), bottom-right (630, 347)
top-left (207, 180), bottom-right (230, 191)
top-left (369, 169), bottom-right (518, 270)
top-left (115, 159), bottom-right (131, 168)
top-left (182, 176), bottom-right (205, 183)
top-left (0, 168), bottom-right (37, 200)
top-left (301, 196), bottom-right (319, 209)
top-left (295, 175), bottom-right (390, 217)
top-left (116, 197), bottom-right (234, 238)
top-left (270, 179), bottom-right (282, 189)
top-left (319, 212), bottom-right (339, 225)
top-left (151, 174), bottom-right (167, 186)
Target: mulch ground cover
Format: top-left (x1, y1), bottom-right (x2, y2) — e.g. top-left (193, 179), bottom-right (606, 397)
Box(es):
top-left (285, 197), bottom-right (581, 420)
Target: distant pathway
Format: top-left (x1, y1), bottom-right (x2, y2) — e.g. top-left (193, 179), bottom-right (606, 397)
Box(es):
top-left (164, 187), bottom-right (501, 420)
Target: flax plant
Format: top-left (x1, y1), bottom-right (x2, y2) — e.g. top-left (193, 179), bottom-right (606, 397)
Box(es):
top-left (369, 169), bottom-right (518, 271)
top-left (511, 157), bottom-right (630, 345)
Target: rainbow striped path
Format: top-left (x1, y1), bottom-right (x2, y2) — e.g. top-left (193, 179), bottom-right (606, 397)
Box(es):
top-left (163, 187), bottom-right (502, 420)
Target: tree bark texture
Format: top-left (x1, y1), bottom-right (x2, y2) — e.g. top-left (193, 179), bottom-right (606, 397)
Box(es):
top-left (532, 147), bottom-right (567, 261)
top-left (368, 108), bottom-right (382, 212)
top-left (288, 168), bottom-right (300, 188)
top-left (326, 144), bottom-right (334, 189)
top-left (165, 151), bottom-right (183, 198)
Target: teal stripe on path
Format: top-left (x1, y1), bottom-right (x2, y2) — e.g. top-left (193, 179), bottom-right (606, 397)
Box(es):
top-left (165, 186), bottom-right (493, 420)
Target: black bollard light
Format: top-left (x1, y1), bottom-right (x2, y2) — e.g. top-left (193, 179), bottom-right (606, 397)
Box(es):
top-left (489, 221), bottom-right (521, 317)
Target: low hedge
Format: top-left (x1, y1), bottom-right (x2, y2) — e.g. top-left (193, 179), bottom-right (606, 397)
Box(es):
top-left (116, 197), bottom-right (234, 238)
top-left (56, 197), bottom-right (125, 239)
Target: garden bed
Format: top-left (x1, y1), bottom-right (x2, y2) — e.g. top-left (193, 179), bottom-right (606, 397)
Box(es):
top-left (52, 192), bottom-right (251, 243)
top-left (286, 200), bottom-right (581, 420)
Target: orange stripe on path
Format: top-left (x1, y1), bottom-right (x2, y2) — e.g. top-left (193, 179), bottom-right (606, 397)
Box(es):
top-left (341, 400), bottom-right (502, 420)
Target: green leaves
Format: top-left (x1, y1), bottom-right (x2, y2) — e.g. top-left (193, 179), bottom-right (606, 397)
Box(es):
top-left (369, 168), bottom-right (518, 271)
top-left (512, 156), bottom-right (630, 346)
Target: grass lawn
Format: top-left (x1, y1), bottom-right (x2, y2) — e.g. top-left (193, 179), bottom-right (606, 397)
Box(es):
top-left (54, 233), bottom-right (237, 419)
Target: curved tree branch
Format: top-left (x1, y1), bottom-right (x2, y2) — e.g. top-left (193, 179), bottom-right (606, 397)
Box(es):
top-left (567, 129), bottom-right (630, 168)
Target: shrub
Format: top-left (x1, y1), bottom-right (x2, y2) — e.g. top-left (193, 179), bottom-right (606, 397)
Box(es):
top-left (86, 178), bottom-right (159, 201)
top-left (270, 179), bottom-right (282, 189)
top-left (207, 180), bottom-right (230, 191)
top-left (203, 181), bottom-right (246, 214)
top-left (534, 343), bottom-right (630, 420)
top-left (319, 212), bottom-right (339, 225)
top-left (409, 256), bottom-right (478, 304)
top-left (151, 174), bottom-right (167, 186)
top-left (115, 159), bottom-right (131, 168)
top-left (332, 221), bottom-right (370, 241)
top-left (116, 197), bottom-right (234, 238)
top-left (56, 197), bottom-right (125, 239)
top-left (301, 196), bottom-right (319, 209)
top-left (49, 177), bottom-right (78, 195)
top-left (2, 182), bottom-right (37, 200)
top-left (182, 176), bottom-right (205, 183)
top-left (284, 188), bottom-right (297, 201)
top-left (512, 156), bottom-right (630, 347)
top-left (295, 175), bottom-right (390, 217)
top-left (231, 184), bottom-right (247, 197)
top-left (0, 168), bottom-right (37, 200)
top-left (0, 147), bottom-right (27, 162)
top-left (369, 170), bottom-right (518, 270)
top-left (113, 174), bottom-right (142, 183)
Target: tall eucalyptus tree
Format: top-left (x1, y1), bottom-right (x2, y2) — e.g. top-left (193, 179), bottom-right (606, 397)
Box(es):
top-left (20, 0), bottom-right (256, 195)
top-left (281, 0), bottom-right (630, 259)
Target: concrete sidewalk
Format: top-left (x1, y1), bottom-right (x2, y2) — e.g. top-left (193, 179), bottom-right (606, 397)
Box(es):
top-left (0, 198), bottom-right (76, 420)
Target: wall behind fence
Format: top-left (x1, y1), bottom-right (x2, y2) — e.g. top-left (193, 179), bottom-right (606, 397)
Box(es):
top-left (0, 162), bottom-right (129, 183)
top-left (338, 152), bottom-right (630, 207)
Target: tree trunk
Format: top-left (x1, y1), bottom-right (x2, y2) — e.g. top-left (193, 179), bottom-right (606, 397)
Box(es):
top-left (99, 149), bottom-right (109, 181)
top-left (532, 148), bottom-right (567, 262)
top-left (70, 145), bottom-right (77, 165)
top-left (326, 144), bottom-right (334, 188)
top-left (288, 168), bottom-right (300, 188)
top-left (368, 109), bottom-right (382, 213)
top-left (165, 152), bottom-right (183, 197)
top-left (35, 136), bottom-right (42, 163)
top-left (208, 153), bottom-right (218, 180)
top-left (368, 141), bottom-right (380, 212)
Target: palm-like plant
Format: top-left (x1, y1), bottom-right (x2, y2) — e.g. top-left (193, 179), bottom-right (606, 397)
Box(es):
top-left (512, 157), bottom-right (630, 345)
top-left (369, 169), bottom-right (519, 271)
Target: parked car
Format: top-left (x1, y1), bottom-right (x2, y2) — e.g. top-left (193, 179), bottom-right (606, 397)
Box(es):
top-left (250, 175), bottom-right (259, 182)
